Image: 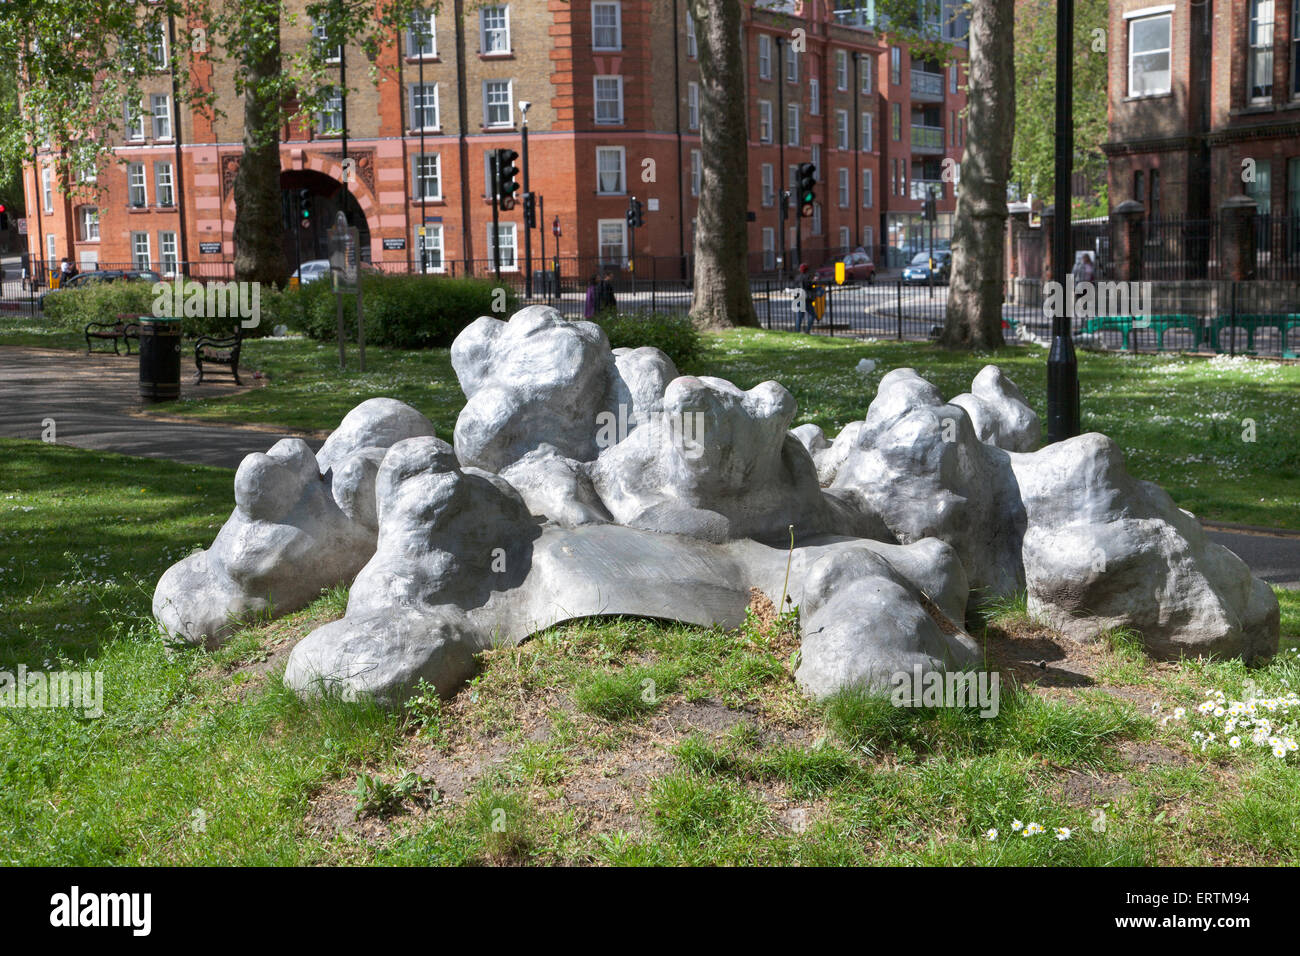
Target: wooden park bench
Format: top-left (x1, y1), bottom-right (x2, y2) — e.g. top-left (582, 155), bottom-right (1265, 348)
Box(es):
top-left (85, 314), bottom-right (141, 355)
top-left (193, 329), bottom-right (245, 385)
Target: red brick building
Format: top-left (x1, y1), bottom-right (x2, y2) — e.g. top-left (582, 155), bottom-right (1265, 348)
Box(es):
top-left (1103, 0), bottom-right (1300, 221)
top-left (22, 0), bottom-right (968, 281)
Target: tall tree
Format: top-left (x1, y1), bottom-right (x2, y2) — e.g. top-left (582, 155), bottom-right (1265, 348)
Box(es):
top-left (938, 0), bottom-right (1014, 350)
top-left (688, 0), bottom-right (759, 329)
top-left (1010, 0), bottom-right (1107, 218)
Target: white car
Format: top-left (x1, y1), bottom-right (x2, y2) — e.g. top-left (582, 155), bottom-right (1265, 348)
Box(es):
top-left (292, 259), bottom-right (331, 284)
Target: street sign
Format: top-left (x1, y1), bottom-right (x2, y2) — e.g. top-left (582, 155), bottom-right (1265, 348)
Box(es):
top-left (17, 218), bottom-right (27, 236)
top-left (328, 212), bottom-right (359, 290)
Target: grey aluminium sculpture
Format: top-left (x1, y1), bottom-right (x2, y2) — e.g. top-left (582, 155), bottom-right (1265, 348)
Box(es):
top-left (153, 306), bottom-right (1279, 708)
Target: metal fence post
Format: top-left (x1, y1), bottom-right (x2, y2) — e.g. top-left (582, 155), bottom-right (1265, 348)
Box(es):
top-left (896, 279), bottom-right (903, 340)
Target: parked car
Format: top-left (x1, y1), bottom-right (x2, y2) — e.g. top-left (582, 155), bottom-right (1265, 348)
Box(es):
top-left (38, 269), bottom-right (162, 309)
top-left (291, 259), bottom-right (332, 285)
top-left (901, 250), bottom-right (952, 285)
top-left (815, 249), bottom-right (876, 285)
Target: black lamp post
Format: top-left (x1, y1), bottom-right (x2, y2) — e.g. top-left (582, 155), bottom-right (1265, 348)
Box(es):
top-left (1047, 0), bottom-right (1081, 443)
top-left (417, 10), bottom-right (428, 272)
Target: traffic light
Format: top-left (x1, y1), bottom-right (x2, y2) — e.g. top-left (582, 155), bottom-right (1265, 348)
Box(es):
top-left (0, 204), bottom-right (7, 231)
top-left (495, 149), bottom-right (520, 210)
top-left (522, 192), bottom-right (536, 229)
top-left (298, 189), bottom-right (313, 224)
top-left (626, 197), bottom-right (644, 229)
top-left (922, 195), bottom-right (936, 221)
top-left (796, 163), bottom-right (817, 218)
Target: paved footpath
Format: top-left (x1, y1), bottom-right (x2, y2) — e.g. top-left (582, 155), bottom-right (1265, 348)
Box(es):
top-left (0, 346), bottom-right (320, 468)
top-left (2, 345), bottom-right (1297, 589)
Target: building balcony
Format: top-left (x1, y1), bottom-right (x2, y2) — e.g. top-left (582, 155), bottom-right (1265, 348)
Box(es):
top-left (831, 4), bottom-right (873, 29)
top-left (910, 124), bottom-right (944, 154)
top-left (910, 70), bottom-right (944, 102)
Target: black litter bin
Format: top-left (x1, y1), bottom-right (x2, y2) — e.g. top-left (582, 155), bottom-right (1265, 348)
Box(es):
top-left (139, 316), bottom-right (182, 402)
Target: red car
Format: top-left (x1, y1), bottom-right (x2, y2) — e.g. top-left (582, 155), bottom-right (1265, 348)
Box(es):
top-left (815, 249), bottom-right (876, 285)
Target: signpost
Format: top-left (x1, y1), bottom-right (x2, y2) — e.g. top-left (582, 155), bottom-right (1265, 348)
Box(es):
top-left (328, 211), bottom-right (364, 372)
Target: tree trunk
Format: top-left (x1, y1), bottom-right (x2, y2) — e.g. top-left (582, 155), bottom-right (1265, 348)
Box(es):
top-left (232, 11), bottom-right (287, 286)
top-left (939, 0), bottom-right (1014, 349)
top-left (687, 0), bottom-right (758, 329)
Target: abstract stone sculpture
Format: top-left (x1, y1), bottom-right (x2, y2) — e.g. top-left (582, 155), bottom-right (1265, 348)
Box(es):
top-left (153, 307), bottom-right (1279, 707)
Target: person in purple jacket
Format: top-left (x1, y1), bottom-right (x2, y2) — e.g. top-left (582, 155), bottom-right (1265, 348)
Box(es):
top-left (583, 274), bottom-right (600, 318)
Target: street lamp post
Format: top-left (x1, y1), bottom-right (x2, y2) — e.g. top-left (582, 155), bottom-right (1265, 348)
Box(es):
top-left (519, 100), bottom-right (532, 297)
top-left (416, 11), bottom-right (428, 272)
top-left (1047, 0), bottom-right (1081, 443)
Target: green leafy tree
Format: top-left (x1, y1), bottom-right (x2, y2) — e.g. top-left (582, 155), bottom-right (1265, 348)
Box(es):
top-left (1009, 0), bottom-right (1108, 218)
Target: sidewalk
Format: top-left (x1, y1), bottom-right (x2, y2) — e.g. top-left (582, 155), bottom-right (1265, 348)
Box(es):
top-left (0, 346), bottom-right (320, 468)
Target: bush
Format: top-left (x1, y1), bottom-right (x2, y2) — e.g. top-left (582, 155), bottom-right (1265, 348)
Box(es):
top-left (41, 279), bottom-right (285, 339)
top-left (288, 274), bottom-right (518, 349)
top-left (589, 312), bottom-right (702, 369)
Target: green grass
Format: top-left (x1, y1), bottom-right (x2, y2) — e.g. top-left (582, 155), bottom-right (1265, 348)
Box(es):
top-left (6, 318), bottom-right (1296, 527)
top-left (2, 338), bottom-right (1300, 864)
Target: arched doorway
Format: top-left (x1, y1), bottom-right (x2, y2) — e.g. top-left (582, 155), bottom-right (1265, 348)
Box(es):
top-left (279, 169), bottom-right (372, 273)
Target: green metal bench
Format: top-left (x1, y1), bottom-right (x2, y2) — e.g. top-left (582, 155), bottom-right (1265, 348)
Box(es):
top-left (1208, 313), bottom-right (1300, 356)
top-left (1081, 314), bottom-right (1199, 351)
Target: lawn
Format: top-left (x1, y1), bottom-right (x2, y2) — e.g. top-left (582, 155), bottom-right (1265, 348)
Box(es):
top-left (6, 315), bottom-right (1293, 528)
top-left (2, 438), bottom-right (1299, 865)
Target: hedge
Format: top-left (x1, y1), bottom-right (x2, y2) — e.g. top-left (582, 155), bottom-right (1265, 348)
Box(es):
top-left (286, 274), bottom-right (519, 349)
top-left (41, 279), bottom-right (285, 338)
top-left (587, 312), bottom-right (702, 369)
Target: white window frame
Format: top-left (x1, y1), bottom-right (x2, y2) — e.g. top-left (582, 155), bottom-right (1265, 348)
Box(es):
top-left (487, 221), bottom-right (517, 271)
top-left (410, 83), bottom-right (440, 130)
top-left (863, 168), bottom-right (873, 208)
top-left (839, 225), bottom-right (851, 250)
top-left (131, 231), bottom-right (151, 270)
top-left (1248, 0), bottom-right (1274, 101)
top-left (594, 75), bottom-right (624, 124)
top-left (758, 100), bottom-right (773, 143)
top-left (41, 166), bottom-right (53, 213)
top-left (761, 163), bottom-right (774, 207)
top-left (786, 103), bottom-right (800, 146)
top-left (592, 1), bottom-right (622, 51)
top-left (483, 79), bottom-right (513, 128)
top-left (835, 109), bottom-right (849, 149)
top-left (598, 218), bottom-right (627, 265)
top-left (1125, 8), bottom-right (1173, 97)
top-left (159, 231), bottom-right (178, 276)
top-left (415, 223), bottom-right (445, 273)
top-left (413, 152), bottom-right (442, 201)
top-left (861, 112), bottom-right (873, 152)
top-left (835, 50), bottom-right (849, 90)
top-left (79, 206), bottom-right (100, 242)
top-left (47, 234), bottom-right (57, 271)
top-left (688, 81), bottom-right (700, 129)
top-left (812, 202), bottom-right (822, 236)
top-left (128, 162), bottom-right (148, 207)
top-left (762, 226), bottom-right (776, 271)
top-left (147, 23), bottom-right (168, 70)
top-left (125, 97), bottom-right (145, 141)
top-left (758, 34), bottom-right (772, 79)
top-left (596, 146), bottom-right (626, 194)
top-left (154, 162), bottom-right (174, 207)
top-left (317, 88), bottom-right (344, 135)
top-left (838, 167), bottom-right (850, 207)
top-left (150, 93), bottom-right (172, 140)
top-left (312, 18), bottom-right (341, 63)
top-left (408, 8), bottom-right (436, 58)
top-left (786, 47), bottom-right (799, 83)
top-left (690, 149), bottom-right (702, 197)
top-left (861, 56), bottom-right (872, 94)
top-left (890, 46), bottom-right (901, 85)
top-left (480, 5), bottom-right (511, 55)
top-left (809, 76), bottom-right (820, 115)
top-left (686, 10), bottom-right (696, 58)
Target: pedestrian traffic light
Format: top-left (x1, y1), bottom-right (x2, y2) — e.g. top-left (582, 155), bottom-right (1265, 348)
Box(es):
top-left (796, 163), bottom-right (817, 218)
top-left (496, 149), bottom-right (520, 210)
top-left (626, 197), bottom-right (644, 229)
top-left (522, 192), bottom-right (536, 229)
top-left (923, 195), bottom-right (936, 221)
top-left (298, 189), bottom-right (313, 224)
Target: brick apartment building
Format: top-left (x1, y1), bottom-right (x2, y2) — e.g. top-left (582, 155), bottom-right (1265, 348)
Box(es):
top-left (1103, 0), bottom-right (1300, 222)
top-left (21, 0), bottom-right (968, 281)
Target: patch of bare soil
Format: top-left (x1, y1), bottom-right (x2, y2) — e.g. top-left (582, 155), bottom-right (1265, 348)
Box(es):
top-left (1117, 739), bottom-right (1191, 769)
top-left (1054, 768), bottom-right (1135, 808)
top-left (983, 619), bottom-right (1098, 690)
